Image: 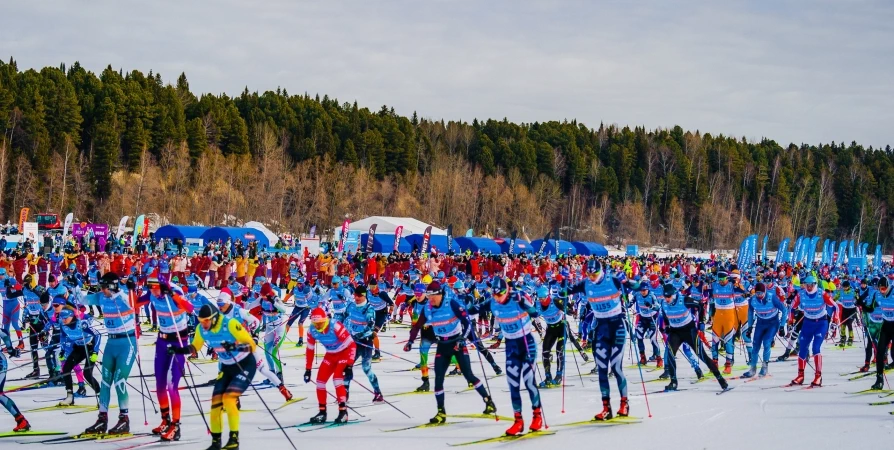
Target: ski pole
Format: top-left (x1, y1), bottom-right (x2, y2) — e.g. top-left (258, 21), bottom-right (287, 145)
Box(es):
top-left (471, 338), bottom-right (498, 422)
top-left (522, 329), bottom-right (548, 430)
top-left (630, 318), bottom-right (653, 418)
top-left (347, 378), bottom-right (411, 418)
top-left (231, 351), bottom-right (298, 450)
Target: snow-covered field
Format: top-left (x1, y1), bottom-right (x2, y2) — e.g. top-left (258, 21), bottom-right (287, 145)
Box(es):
top-left (5, 312), bottom-right (894, 450)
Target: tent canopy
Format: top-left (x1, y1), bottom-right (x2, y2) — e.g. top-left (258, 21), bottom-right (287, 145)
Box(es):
top-left (153, 225), bottom-right (208, 242)
top-left (201, 227), bottom-right (270, 247)
top-left (336, 216), bottom-right (447, 239)
top-left (493, 237), bottom-right (534, 254)
top-left (360, 234), bottom-right (412, 253)
top-left (455, 237), bottom-right (501, 254)
top-left (404, 234), bottom-right (461, 254)
top-left (530, 239), bottom-right (577, 256)
top-left (244, 221), bottom-right (279, 246)
top-left (571, 241), bottom-right (609, 256)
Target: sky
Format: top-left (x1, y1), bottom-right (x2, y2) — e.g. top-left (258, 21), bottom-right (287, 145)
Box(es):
top-left (2, 0), bottom-right (892, 148)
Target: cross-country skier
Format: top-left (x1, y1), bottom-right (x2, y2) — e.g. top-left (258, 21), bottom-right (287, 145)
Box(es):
top-left (404, 281), bottom-right (496, 424)
top-left (304, 307), bottom-right (355, 424)
top-left (0, 328), bottom-right (29, 432)
top-left (55, 305), bottom-right (101, 406)
top-left (788, 275), bottom-right (838, 387)
top-left (344, 284), bottom-right (384, 402)
top-left (743, 282), bottom-right (786, 378)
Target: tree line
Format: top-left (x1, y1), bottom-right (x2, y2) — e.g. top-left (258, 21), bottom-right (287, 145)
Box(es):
top-left (1, 57), bottom-right (892, 251)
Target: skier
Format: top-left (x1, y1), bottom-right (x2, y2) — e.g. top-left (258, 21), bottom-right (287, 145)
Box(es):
top-left (788, 275), bottom-right (838, 387)
top-left (706, 271), bottom-right (744, 374)
top-left (567, 260), bottom-right (630, 421)
top-left (83, 273), bottom-right (137, 435)
top-left (344, 284), bottom-right (384, 402)
top-left (404, 281), bottom-right (497, 424)
top-left (170, 304), bottom-right (258, 450)
top-left (304, 307), bottom-right (355, 424)
top-left (0, 329), bottom-right (30, 432)
top-left (631, 282), bottom-right (662, 366)
top-left (55, 305), bottom-right (101, 406)
top-left (835, 280), bottom-right (858, 347)
top-left (135, 277), bottom-right (194, 441)
top-left (857, 278), bottom-right (882, 372)
top-left (407, 282), bottom-right (435, 391)
top-left (1, 269), bottom-right (25, 351)
top-left (659, 284), bottom-right (728, 391)
top-left (284, 276), bottom-right (316, 347)
top-left (367, 281), bottom-right (394, 361)
top-left (259, 292), bottom-right (291, 399)
top-left (864, 277), bottom-right (894, 390)
top-left (536, 285), bottom-right (568, 387)
top-left (743, 282), bottom-right (786, 378)
top-left (21, 275), bottom-right (53, 379)
top-left (489, 278), bottom-right (542, 436)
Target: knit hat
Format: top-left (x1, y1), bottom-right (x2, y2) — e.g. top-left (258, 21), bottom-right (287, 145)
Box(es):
top-left (217, 287), bottom-right (234, 304)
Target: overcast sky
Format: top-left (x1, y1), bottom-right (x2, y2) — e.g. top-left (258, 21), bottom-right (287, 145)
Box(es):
top-left (2, 0), bottom-right (892, 148)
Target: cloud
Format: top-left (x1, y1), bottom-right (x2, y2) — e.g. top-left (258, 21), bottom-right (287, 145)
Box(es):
top-left (2, 0), bottom-right (892, 147)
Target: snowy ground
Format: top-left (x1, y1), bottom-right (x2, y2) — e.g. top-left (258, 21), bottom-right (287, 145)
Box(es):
top-left (4, 313), bottom-right (894, 450)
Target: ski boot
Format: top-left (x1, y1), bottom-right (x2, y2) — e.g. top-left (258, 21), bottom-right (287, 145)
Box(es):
top-left (223, 431), bottom-right (239, 450)
top-left (529, 407), bottom-right (543, 431)
top-left (742, 364), bottom-right (758, 378)
top-left (618, 397), bottom-right (629, 417)
top-left (334, 406), bottom-right (348, 424)
top-left (372, 350), bottom-right (382, 361)
top-left (84, 412), bottom-right (108, 434)
top-left (24, 368), bottom-right (40, 379)
top-left (723, 361), bottom-right (732, 375)
top-left (76, 383), bottom-right (88, 397)
top-left (448, 367), bottom-right (461, 376)
top-left (309, 408), bottom-right (327, 424)
top-left (483, 397), bottom-right (497, 415)
top-left (871, 374), bottom-right (885, 390)
top-left (859, 363), bottom-right (871, 373)
top-left (13, 415), bottom-right (30, 432)
top-left (539, 373), bottom-right (553, 388)
top-left (552, 372), bottom-right (563, 386)
top-left (109, 414), bottom-right (130, 435)
top-left (160, 421), bottom-right (181, 441)
top-left (505, 412), bottom-right (525, 436)
top-left (492, 363), bottom-right (502, 375)
top-left (657, 369), bottom-right (670, 380)
top-left (57, 390), bottom-right (74, 407)
top-left (372, 392), bottom-right (384, 403)
top-left (149, 325), bottom-right (159, 332)
top-left (847, 337), bottom-right (854, 346)
top-left (430, 408), bottom-right (447, 424)
top-left (664, 379), bottom-right (678, 392)
top-left (152, 414), bottom-right (172, 435)
top-left (791, 358), bottom-right (807, 385)
top-left (278, 384), bottom-right (293, 401)
top-left (648, 354), bottom-right (658, 362)
top-left (581, 352), bottom-right (590, 362)
top-left (758, 362), bottom-right (769, 377)
top-left (719, 377), bottom-right (729, 390)
top-left (638, 353), bottom-right (647, 365)
top-left (48, 370), bottom-right (63, 386)
top-left (296, 338), bottom-right (304, 348)
top-left (594, 398), bottom-right (613, 421)
top-left (207, 433), bottom-right (222, 450)
top-left (811, 355), bottom-right (823, 387)
top-left (656, 356), bottom-right (664, 369)
top-left (694, 367), bottom-right (704, 380)
top-left (416, 376), bottom-right (431, 392)
top-left (16, 340), bottom-right (24, 350)
top-left (838, 338), bottom-right (846, 348)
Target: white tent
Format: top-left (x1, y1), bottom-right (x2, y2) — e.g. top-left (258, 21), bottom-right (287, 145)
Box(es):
top-left (335, 216), bottom-right (446, 238)
top-left (244, 221), bottom-right (280, 246)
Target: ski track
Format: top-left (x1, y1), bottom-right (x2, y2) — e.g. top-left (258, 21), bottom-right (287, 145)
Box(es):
top-left (4, 304), bottom-right (891, 450)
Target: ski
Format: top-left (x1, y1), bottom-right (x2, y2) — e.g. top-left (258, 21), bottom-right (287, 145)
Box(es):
top-left (555, 416), bottom-right (642, 427)
top-left (115, 438), bottom-right (201, 450)
top-left (689, 377), bottom-right (710, 384)
top-left (846, 389), bottom-right (894, 395)
top-left (296, 418), bottom-right (371, 432)
top-left (761, 383), bottom-right (798, 390)
top-left (392, 390), bottom-right (433, 397)
top-left (383, 420), bottom-right (472, 432)
top-left (448, 413), bottom-right (514, 421)
top-left (717, 386), bottom-right (735, 395)
top-left (24, 432), bottom-right (153, 445)
top-left (274, 397), bottom-right (307, 411)
top-left (448, 430), bottom-right (555, 446)
top-left (743, 375), bottom-right (772, 383)
top-left (868, 399), bottom-right (894, 406)
top-left (0, 430), bottom-right (65, 438)
top-left (24, 404), bottom-right (95, 413)
top-left (785, 384), bottom-right (835, 392)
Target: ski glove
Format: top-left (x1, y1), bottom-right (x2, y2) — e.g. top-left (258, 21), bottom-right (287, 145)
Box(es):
top-left (89, 353), bottom-right (98, 363)
top-left (403, 342), bottom-right (412, 352)
top-left (168, 344), bottom-right (196, 356)
top-left (303, 369), bottom-right (312, 383)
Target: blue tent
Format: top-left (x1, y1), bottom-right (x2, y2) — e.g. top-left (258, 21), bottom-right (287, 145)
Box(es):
top-left (404, 234), bottom-right (461, 254)
top-left (201, 227), bottom-right (270, 248)
top-left (494, 238), bottom-right (534, 254)
top-left (571, 241), bottom-right (609, 256)
top-left (153, 225), bottom-right (208, 242)
top-left (360, 234), bottom-right (412, 253)
top-left (454, 237), bottom-right (501, 254)
top-left (530, 239), bottom-right (577, 256)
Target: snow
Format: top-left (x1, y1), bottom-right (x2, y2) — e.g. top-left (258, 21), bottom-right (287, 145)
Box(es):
top-left (6, 312), bottom-right (894, 449)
